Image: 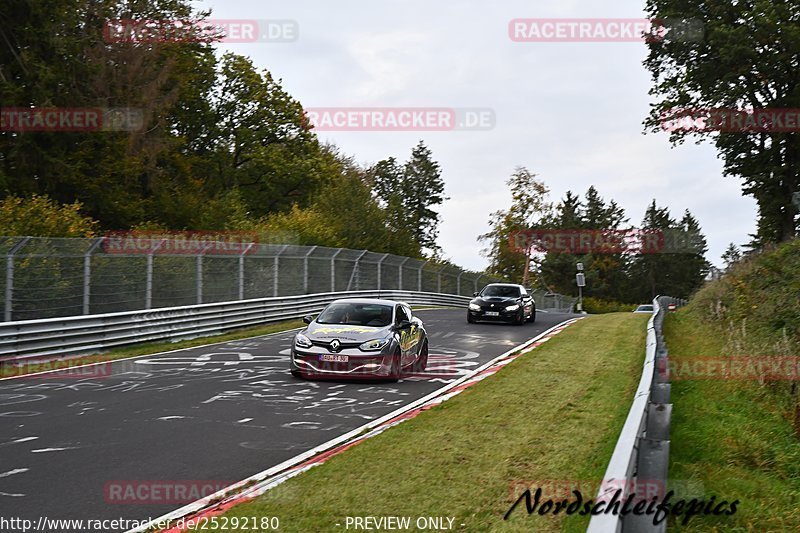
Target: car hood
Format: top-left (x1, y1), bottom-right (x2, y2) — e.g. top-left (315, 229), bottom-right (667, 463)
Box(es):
top-left (305, 322), bottom-right (391, 342)
top-left (471, 296), bottom-right (519, 306)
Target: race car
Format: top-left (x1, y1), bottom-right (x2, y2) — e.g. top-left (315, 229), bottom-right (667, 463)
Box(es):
top-left (290, 298), bottom-right (428, 381)
top-left (467, 283), bottom-right (536, 325)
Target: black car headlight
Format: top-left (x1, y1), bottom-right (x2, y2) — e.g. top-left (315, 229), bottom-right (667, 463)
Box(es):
top-left (468, 303), bottom-right (481, 311)
top-left (505, 304), bottom-right (520, 311)
top-left (295, 333), bottom-right (312, 349)
top-left (359, 338), bottom-right (390, 351)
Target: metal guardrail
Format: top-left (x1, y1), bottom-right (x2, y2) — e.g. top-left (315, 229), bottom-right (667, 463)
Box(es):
top-left (0, 290), bottom-right (470, 365)
top-left (587, 295), bottom-right (685, 533)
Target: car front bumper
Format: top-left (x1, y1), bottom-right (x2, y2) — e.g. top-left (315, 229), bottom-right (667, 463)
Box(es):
top-left (468, 306), bottom-right (521, 322)
top-left (290, 346), bottom-right (396, 379)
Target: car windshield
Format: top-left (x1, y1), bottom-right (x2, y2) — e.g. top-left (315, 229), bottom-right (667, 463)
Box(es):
top-left (316, 302), bottom-right (393, 327)
top-left (636, 305), bottom-right (654, 312)
top-left (481, 285), bottom-right (521, 297)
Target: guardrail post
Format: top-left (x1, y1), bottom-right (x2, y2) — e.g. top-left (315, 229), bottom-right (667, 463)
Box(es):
top-left (274, 244), bottom-right (288, 297)
top-left (303, 246), bottom-right (318, 294)
top-left (377, 253), bottom-right (389, 290)
top-left (4, 237), bottom-right (31, 321)
top-left (83, 238), bottom-right (103, 315)
top-left (418, 260), bottom-right (428, 292)
top-left (330, 248), bottom-right (342, 292)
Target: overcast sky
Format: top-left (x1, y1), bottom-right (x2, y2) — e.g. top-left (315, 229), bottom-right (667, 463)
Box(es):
top-left (197, 0), bottom-right (757, 271)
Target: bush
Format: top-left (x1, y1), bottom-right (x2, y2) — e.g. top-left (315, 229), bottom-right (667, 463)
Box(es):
top-left (582, 296), bottom-right (639, 314)
top-left (0, 194), bottom-right (98, 237)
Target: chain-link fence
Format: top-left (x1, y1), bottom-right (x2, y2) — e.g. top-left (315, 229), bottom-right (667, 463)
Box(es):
top-left (0, 237), bottom-right (523, 321)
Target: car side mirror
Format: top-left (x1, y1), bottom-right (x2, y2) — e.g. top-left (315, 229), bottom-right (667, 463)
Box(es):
top-left (395, 319), bottom-right (412, 330)
top-left (472, 292), bottom-right (478, 297)
top-left (302, 315), bottom-right (314, 325)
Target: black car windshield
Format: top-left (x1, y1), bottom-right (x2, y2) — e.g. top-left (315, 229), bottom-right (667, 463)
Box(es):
top-left (316, 302), bottom-right (393, 327)
top-left (481, 285), bottom-right (522, 298)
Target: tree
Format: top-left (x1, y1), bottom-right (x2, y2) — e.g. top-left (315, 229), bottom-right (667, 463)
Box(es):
top-left (0, 195), bottom-right (98, 237)
top-left (479, 167), bottom-right (551, 283)
top-left (722, 243), bottom-right (742, 270)
top-left (643, 0), bottom-right (800, 245)
top-left (402, 141), bottom-right (446, 254)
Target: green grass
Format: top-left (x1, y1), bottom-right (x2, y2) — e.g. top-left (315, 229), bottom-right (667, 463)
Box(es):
top-left (0, 319), bottom-right (303, 378)
top-left (664, 308), bottom-right (800, 532)
top-left (210, 313), bottom-right (649, 532)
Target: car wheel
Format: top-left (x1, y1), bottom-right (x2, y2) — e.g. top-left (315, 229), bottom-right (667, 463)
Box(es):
top-left (467, 314), bottom-right (475, 323)
top-left (413, 340), bottom-right (429, 372)
top-left (515, 310), bottom-right (525, 325)
top-left (290, 369), bottom-right (304, 379)
top-left (388, 349), bottom-right (402, 382)
top-left (527, 310), bottom-right (536, 323)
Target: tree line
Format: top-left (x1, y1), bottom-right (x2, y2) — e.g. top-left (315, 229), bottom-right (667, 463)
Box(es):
top-left (480, 167), bottom-right (709, 302)
top-left (0, 1), bottom-right (446, 259)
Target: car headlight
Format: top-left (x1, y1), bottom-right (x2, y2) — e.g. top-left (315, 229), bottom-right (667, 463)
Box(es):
top-left (505, 304), bottom-right (520, 311)
top-left (294, 333), bottom-right (312, 349)
top-left (359, 338), bottom-right (390, 351)
top-left (469, 303), bottom-right (481, 311)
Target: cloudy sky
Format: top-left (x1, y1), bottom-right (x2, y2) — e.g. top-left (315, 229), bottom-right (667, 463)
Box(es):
top-left (197, 0), bottom-right (757, 271)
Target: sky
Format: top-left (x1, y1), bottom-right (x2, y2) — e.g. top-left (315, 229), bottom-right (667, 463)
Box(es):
top-left (196, 0), bottom-right (757, 271)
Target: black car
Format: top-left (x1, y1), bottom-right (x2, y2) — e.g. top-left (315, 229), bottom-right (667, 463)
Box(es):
top-left (467, 283), bottom-right (535, 325)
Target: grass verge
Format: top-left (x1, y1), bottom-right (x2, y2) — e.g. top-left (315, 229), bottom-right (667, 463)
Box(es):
top-left (664, 309), bottom-right (800, 531)
top-left (210, 313), bottom-right (649, 532)
top-left (0, 319), bottom-right (303, 378)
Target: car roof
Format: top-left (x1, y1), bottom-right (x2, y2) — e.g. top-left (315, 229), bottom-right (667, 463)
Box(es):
top-left (485, 283), bottom-right (522, 288)
top-left (329, 298), bottom-right (402, 306)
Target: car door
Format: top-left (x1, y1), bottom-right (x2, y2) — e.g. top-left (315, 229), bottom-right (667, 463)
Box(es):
top-left (395, 304), bottom-right (413, 366)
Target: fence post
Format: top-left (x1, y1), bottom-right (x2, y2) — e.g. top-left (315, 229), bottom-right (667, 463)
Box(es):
top-left (347, 250), bottom-right (367, 292)
top-left (330, 248), bottom-right (342, 292)
top-left (456, 271), bottom-right (464, 295)
top-left (474, 273), bottom-right (482, 294)
top-left (437, 265), bottom-right (447, 294)
top-left (398, 257), bottom-right (409, 290)
top-left (196, 242), bottom-right (214, 304)
top-left (274, 244), bottom-right (288, 297)
top-left (4, 237), bottom-right (31, 322)
top-left (146, 239), bottom-right (166, 310)
top-left (377, 253), bottom-right (389, 290)
top-left (239, 243), bottom-right (254, 300)
top-left (303, 246), bottom-right (318, 294)
top-left (83, 238), bottom-right (103, 315)
top-left (418, 260), bottom-right (428, 292)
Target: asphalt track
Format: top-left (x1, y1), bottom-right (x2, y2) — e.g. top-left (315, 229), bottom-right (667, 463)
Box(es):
top-left (0, 307), bottom-right (576, 531)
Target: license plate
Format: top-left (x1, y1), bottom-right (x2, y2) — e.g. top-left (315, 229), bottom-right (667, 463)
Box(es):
top-left (485, 311), bottom-right (500, 317)
top-left (320, 354), bottom-right (348, 363)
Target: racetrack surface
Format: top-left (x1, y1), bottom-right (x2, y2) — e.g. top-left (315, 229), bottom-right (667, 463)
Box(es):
top-left (0, 308), bottom-right (576, 531)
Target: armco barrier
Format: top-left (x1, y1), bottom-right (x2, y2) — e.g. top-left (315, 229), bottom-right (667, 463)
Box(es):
top-left (586, 295), bottom-right (684, 533)
top-left (0, 290), bottom-right (469, 364)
